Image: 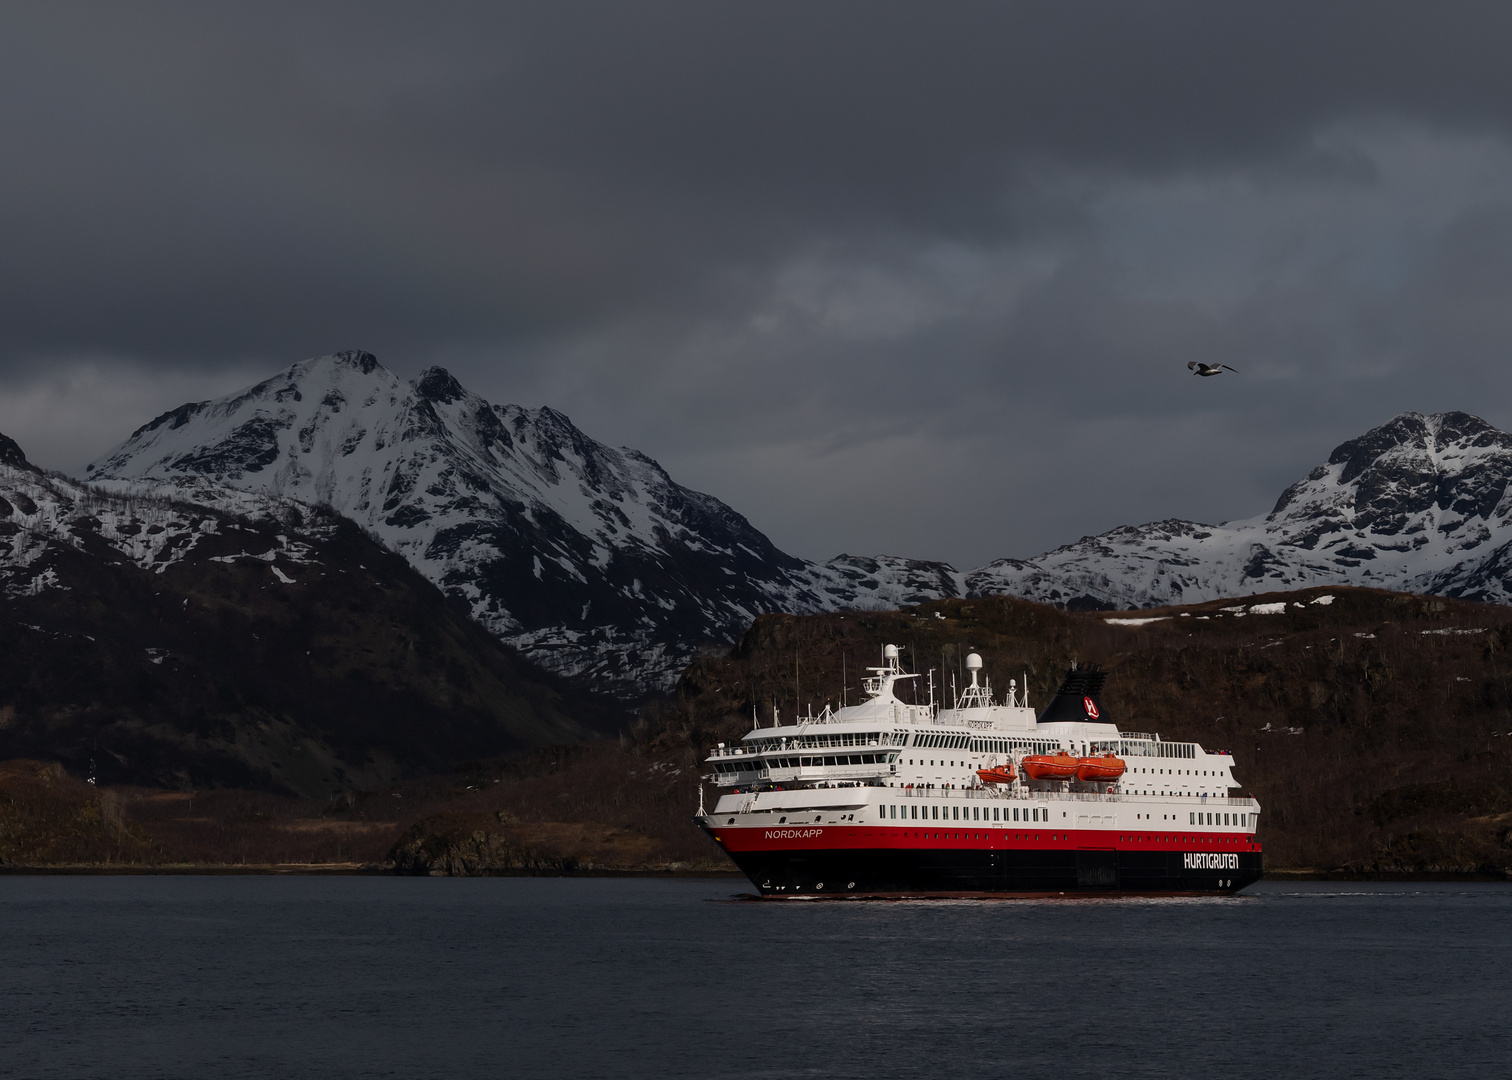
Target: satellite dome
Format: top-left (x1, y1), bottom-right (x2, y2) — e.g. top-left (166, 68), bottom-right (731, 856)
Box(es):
top-left (965, 652), bottom-right (983, 670)
top-left (884, 644), bottom-right (900, 660)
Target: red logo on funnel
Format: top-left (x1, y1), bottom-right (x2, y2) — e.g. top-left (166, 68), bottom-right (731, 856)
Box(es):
top-left (1083, 696), bottom-right (1099, 718)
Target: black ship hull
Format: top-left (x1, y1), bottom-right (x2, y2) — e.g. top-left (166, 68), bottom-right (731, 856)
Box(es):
top-left (723, 844), bottom-right (1262, 897)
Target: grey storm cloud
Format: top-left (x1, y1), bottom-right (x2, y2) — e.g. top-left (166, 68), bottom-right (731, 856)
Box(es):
top-left (5, 2), bottom-right (1512, 566)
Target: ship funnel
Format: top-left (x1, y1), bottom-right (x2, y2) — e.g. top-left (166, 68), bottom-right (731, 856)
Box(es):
top-left (1037, 664), bottom-right (1107, 724)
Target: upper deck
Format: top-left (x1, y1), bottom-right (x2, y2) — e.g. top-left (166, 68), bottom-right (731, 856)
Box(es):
top-left (704, 645), bottom-right (1240, 799)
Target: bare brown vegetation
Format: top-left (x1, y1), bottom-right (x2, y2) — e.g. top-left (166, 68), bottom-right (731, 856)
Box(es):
top-left (0, 746), bottom-right (721, 873)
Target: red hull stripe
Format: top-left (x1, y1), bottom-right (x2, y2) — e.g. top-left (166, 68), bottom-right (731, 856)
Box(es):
top-left (709, 826), bottom-right (1262, 854)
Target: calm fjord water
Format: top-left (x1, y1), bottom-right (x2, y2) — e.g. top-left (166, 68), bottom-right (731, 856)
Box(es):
top-left (0, 876), bottom-right (1507, 1080)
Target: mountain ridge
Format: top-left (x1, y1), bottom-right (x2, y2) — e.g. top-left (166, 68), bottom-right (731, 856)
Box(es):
top-left (967, 409), bottom-right (1512, 610)
top-left (77, 350), bottom-right (1512, 695)
top-left (86, 351), bottom-right (957, 695)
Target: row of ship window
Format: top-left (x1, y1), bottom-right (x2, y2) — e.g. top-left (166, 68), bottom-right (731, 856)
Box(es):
top-left (1129, 767), bottom-right (1227, 776)
top-left (880, 804), bottom-right (1047, 822)
top-left (725, 732), bottom-right (1209, 756)
top-left (969, 738), bottom-right (1059, 755)
top-left (740, 732), bottom-right (904, 752)
top-left (711, 753), bottom-right (897, 774)
top-left (869, 805), bottom-right (1251, 827)
top-left (739, 733), bottom-right (1034, 754)
top-left (915, 733), bottom-right (971, 749)
top-left (1093, 740), bottom-right (1199, 759)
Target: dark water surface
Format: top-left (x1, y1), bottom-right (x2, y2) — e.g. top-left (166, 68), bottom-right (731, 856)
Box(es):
top-left (1, 876), bottom-right (1507, 1080)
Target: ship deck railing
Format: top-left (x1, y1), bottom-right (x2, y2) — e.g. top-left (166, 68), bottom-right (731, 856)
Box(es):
top-left (710, 722), bottom-right (1173, 758)
top-left (707, 704), bottom-right (1052, 742)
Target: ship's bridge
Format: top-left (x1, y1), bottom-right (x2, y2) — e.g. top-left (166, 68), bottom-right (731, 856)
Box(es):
top-left (704, 644), bottom-right (927, 787)
top-left (706, 721), bottom-right (906, 786)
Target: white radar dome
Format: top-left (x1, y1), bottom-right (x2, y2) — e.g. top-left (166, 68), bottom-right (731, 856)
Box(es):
top-left (884, 644), bottom-right (900, 660)
top-left (965, 652), bottom-right (983, 670)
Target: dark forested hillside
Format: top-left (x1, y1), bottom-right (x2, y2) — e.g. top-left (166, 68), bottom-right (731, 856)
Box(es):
top-left (0, 503), bottom-right (625, 797)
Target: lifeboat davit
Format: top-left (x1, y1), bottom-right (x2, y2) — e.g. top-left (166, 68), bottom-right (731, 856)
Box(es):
top-left (1022, 751), bottom-right (1079, 781)
top-left (976, 764), bottom-right (1017, 785)
top-left (1075, 753), bottom-right (1127, 782)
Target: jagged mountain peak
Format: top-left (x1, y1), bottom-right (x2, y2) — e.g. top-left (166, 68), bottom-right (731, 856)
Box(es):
top-left (1322, 409), bottom-right (1505, 485)
top-left (415, 365), bottom-right (466, 403)
top-left (1266, 410), bottom-right (1512, 538)
top-left (84, 353), bottom-right (989, 694)
top-left (330, 348), bottom-right (381, 374)
top-left (0, 431), bottom-right (35, 473)
top-left (967, 409), bottom-right (1512, 611)
top-left (94, 351), bottom-right (410, 483)
top-left (85, 354), bottom-right (848, 695)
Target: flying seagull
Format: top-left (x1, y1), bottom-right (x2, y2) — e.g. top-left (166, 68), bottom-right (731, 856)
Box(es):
top-left (1188, 362), bottom-right (1239, 376)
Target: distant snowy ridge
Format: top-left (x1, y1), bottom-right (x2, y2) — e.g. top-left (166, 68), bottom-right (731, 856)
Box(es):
top-left (965, 411), bottom-right (1512, 609)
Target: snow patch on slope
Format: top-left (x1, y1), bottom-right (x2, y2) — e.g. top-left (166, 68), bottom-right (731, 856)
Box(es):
top-left (1, 449), bottom-right (321, 599)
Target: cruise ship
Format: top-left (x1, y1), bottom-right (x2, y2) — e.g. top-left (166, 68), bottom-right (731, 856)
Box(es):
top-left (694, 646), bottom-right (1262, 897)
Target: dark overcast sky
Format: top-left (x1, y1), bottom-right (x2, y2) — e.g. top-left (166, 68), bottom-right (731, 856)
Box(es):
top-left (5, 2), bottom-right (1512, 567)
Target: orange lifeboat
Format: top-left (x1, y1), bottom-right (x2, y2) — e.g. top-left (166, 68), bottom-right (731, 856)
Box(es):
top-left (976, 764), bottom-right (1017, 785)
top-left (1022, 751), bottom-right (1079, 781)
top-left (1075, 753), bottom-right (1127, 782)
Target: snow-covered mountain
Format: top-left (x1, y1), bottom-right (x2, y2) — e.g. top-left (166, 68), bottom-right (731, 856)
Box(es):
top-left (84, 349), bottom-right (1512, 694)
top-left (965, 411), bottom-right (1512, 609)
top-left (86, 351), bottom-right (955, 696)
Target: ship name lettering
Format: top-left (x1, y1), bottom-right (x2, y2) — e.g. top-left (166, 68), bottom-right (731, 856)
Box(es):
top-left (1183, 852), bottom-right (1239, 870)
top-left (765, 828), bottom-right (824, 839)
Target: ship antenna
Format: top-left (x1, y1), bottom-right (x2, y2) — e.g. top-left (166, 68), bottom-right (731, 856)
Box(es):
top-left (842, 652), bottom-right (847, 707)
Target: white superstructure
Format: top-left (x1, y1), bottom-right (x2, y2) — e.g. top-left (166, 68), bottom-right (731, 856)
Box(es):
top-left (700, 645), bottom-right (1258, 837)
